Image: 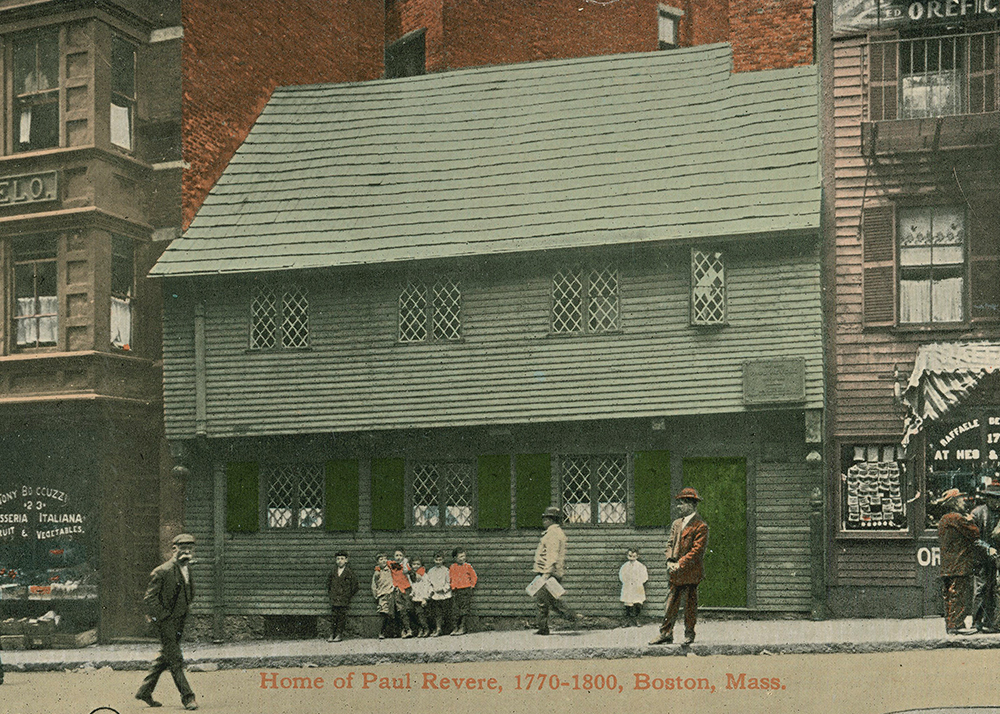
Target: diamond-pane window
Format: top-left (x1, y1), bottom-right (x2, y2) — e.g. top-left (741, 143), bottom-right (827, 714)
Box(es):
top-left (552, 267), bottom-right (619, 334)
top-left (282, 286), bottom-right (309, 348)
top-left (399, 283), bottom-right (428, 343)
top-left (250, 284), bottom-right (308, 349)
top-left (691, 250), bottom-right (726, 325)
top-left (399, 279), bottom-right (462, 343)
top-left (561, 454), bottom-right (628, 525)
top-left (265, 464), bottom-right (324, 529)
top-left (411, 461), bottom-right (474, 527)
top-left (433, 279), bottom-right (462, 340)
top-left (588, 267), bottom-right (619, 332)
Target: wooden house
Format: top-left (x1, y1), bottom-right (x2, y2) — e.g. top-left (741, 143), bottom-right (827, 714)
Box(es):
top-left (151, 44), bottom-right (824, 637)
top-left (825, 3), bottom-right (1000, 617)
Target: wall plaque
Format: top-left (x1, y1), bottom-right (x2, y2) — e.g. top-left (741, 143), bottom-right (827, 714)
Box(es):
top-left (0, 171), bottom-right (57, 205)
top-left (743, 358), bottom-right (806, 405)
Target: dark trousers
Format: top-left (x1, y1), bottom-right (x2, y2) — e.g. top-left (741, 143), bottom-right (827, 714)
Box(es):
top-left (411, 602), bottom-right (429, 631)
top-left (942, 575), bottom-right (973, 631)
top-left (660, 583), bottom-right (699, 639)
top-left (429, 599), bottom-right (452, 633)
top-left (452, 588), bottom-right (474, 629)
top-left (974, 559), bottom-right (998, 629)
top-left (535, 577), bottom-right (576, 631)
top-left (137, 619), bottom-right (194, 704)
top-left (623, 603), bottom-right (643, 622)
top-left (330, 606), bottom-right (348, 638)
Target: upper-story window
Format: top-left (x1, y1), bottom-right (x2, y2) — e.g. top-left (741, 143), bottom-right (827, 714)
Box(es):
top-left (111, 235), bottom-right (134, 350)
top-left (111, 35), bottom-right (136, 151)
top-left (13, 30), bottom-right (60, 153)
top-left (551, 266), bottom-right (619, 334)
top-left (658, 4), bottom-right (683, 50)
top-left (13, 236), bottom-right (58, 348)
top-left (860, 201), bottom-right (1000, 327)
top-left (398, 278), bottom-right (461, 343)
top-left (869, 30), bottom-right (999, 121)
top-left (560, 454), bottom-right (628, 525)
top-left (249, 283), bottom-right (309, 349)
top-left (691, 249), bottom-right (726, 326)
top-left (898, 206), bottom-right (965, 324)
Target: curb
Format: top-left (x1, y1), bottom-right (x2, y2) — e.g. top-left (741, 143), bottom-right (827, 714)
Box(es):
top-left (7, 637), bottom-right (1000, 673)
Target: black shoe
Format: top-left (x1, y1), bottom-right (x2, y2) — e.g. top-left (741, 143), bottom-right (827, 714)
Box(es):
top-left (648, 634), bottom-right (673, 645)
top-left (535, 628), bottom-right (550, 635)
top-left (136, 693), bottom-right (163, 708)
top-left (683, 633), bottom-right (696, 645)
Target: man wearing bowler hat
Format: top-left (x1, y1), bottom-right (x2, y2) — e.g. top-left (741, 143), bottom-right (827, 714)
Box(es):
top-left (650, 487), bottom-right (708, 646)
top-left (136, 533), bottom-right (198, 710)
top-left (532, 505), bottom-right (580, 635)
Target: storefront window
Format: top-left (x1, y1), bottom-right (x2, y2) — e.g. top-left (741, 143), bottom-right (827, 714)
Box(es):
top-left (925, 412), bottom-right (1000, 529)
top-left (841, 444), bottom-right (909, 532)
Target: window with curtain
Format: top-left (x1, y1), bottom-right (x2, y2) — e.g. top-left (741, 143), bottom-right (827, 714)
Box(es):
top-left (898, 205), bottom-right (965, 324)
top-left (111, 235), bottom-right (134, 350)
top-left (410, 461), bottom-right (475, 527)
top-left (560, 454), bottom-right (628, 525)
top-left (13, 30), bottom-right (60, 153)
top-left (111, 35), bottom-right (136, 151)
top-left (13, 236), bottom-right (58, 348)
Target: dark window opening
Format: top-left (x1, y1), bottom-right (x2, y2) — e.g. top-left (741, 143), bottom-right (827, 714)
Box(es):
top-left (385, 29), bottom-right (426, 79)
top-left (14, 30), bottom-right (60, 152)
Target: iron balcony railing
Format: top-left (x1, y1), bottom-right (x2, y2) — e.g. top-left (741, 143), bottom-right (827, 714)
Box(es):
top-left (867, 29), bottom-right (1000, 121)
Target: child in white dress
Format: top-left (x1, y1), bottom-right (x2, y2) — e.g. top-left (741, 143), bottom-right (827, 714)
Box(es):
top-left (619, 547), bottom-right (648, 627)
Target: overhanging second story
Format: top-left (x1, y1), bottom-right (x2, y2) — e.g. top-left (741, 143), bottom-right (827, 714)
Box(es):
top-left (152, 45), bottom-right (823, 439)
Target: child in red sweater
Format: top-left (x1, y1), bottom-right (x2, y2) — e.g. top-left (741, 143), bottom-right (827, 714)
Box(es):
top-left (448, 547), bottom-right (477, 635)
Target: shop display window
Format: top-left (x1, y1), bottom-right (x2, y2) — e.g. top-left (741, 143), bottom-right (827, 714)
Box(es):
top-left (841, 444), bottom-right (909, 532)
top-left (925, 411), bottom-right (1000, 529)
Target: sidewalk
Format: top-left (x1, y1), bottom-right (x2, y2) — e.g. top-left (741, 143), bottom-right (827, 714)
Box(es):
top-left (6, 618), bottom-right (1000, 672)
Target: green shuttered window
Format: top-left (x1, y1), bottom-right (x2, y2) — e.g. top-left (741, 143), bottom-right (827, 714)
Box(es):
top-left (372, 458), bottom-right (405, 531)
top-left (226, 461), bottom-right (259, 532)
top-left (325, 459), bottom-right (359, 532)
top-left (633, 450), bottom-right (671, 527)
top-left (477, 455), bottom-right (511, 530)
top-left (515, 453), bottom-right (551, 529)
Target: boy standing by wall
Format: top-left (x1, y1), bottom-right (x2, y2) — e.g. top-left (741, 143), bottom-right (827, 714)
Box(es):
top-left (426, 550), bottom-right (452, 636)
top-left (449, 548), bottom-right (477, 635)
top-left (326, 550), bottom-right (359, 642)
top-left (371, 553), bottom-right (395, 639)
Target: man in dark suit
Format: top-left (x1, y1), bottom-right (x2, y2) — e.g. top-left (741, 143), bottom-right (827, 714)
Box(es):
top-left (136, 533), bottom-right (198, 710)
top-left (326, 550), bottom-right (359, 642)
top-left (650, 487), bottom-right (708, 647)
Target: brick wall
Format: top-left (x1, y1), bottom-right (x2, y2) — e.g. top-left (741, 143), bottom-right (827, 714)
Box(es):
top-left (181, 0), bottom-right (384, 228)
top-left (386, 0), bottom-right (444, 71)
top-left (729, 0), bottom-right (813, 72)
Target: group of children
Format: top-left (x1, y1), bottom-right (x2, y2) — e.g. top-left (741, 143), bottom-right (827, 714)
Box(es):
top-left (328, 546), bottom-right (649, 641)
top-left (371, 547), bottom-right (477, 639)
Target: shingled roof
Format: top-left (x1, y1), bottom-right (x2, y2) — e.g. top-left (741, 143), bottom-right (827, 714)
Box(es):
top-left (152, 43), bottom-right (820, 277)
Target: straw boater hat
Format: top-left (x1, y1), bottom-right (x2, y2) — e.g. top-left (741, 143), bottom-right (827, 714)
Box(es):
top-left (932, 488), bottom-right (965, 506)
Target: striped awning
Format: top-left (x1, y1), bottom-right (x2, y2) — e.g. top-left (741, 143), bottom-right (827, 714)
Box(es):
top-left (901, 341), bottom-right (1000, 447)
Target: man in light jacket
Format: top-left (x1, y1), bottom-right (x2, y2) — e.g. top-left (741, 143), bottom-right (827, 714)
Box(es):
top-left (532, 505), bottom-right (580, 635)
top-left (650, 488), bottom-right (709, 646)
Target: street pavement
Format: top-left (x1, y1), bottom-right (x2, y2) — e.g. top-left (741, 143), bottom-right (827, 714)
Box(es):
top-left (5, 616), bottom-right (1000, 671)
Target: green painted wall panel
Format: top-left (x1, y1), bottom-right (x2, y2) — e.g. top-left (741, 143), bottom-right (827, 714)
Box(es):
top-left (325, 459), bottom-right (359, 532)
top-left (477, 454), bottom-right (511, 530)
top-left (634, 450), bottom-right (671, 528)
top-left (515, 453), bottom-right (551, 530)
top-left (226, 461), bottom-right (259, 533)
top-left (371, 458), bottom-right (405, 531)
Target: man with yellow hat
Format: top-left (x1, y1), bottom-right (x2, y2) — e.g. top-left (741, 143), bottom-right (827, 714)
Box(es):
top-left (136, 533), bottom-right (198, 709)
top-left (650, 487), bottom-right (708, 646)
top-left (935, 489), bottom-right (980, 635)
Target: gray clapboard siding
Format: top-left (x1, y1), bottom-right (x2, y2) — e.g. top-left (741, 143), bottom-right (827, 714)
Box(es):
top-left (163, 242), bottom-right (821, 438)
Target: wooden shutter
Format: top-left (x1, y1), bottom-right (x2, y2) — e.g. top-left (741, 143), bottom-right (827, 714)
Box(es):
top-left (477, 454), bottom-right (511, 530)
top-left (868, 32), bottom-right (898, 121)
top-left (969, 194), bottom-right (1000, 322)
top-left (634, 450), bottom-right (671, 527)
top-left (325, 459), bottom-right (359, 532)
top-left (226, 461), bottom-right (259, 532)
top-left (371, 458), bottom-right (405, 531)
top-left (515, 453), bottom-right (551, 529)
top-left (862, 204), bottom-right (896, 327)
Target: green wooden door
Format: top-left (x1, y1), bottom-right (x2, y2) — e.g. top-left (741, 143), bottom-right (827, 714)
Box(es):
top-left (682, 457), bottom-right (747, 607)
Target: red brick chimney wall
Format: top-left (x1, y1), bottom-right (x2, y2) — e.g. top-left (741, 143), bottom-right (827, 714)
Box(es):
top-left (182, 0), bottom-right (384, 228)
top-left (729, 0), bottom-right (813, 72)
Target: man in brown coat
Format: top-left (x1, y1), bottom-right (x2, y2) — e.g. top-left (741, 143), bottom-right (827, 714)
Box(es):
top-left (650, 487), bottom-right (708, 646)
top-left (936, 489), bottom-right (981, 635)
top-left (136, 533), bottom-right (198, 709)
